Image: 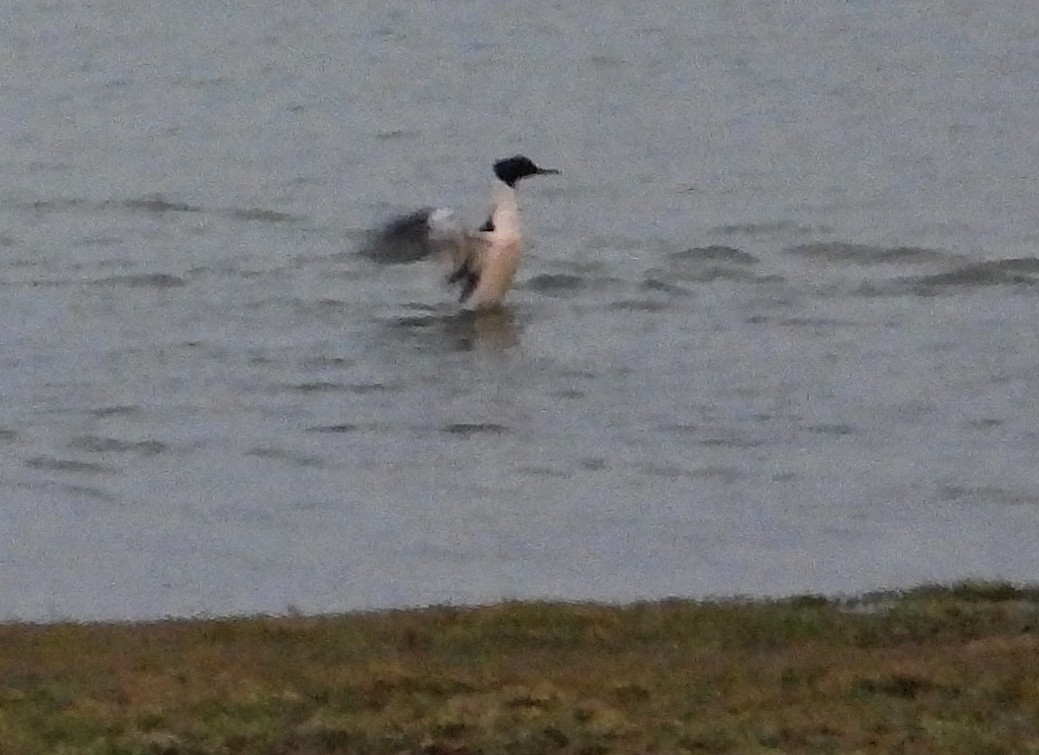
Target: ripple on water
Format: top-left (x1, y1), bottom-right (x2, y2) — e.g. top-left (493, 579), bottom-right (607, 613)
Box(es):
top-left (19, 194), bottom-right (301, 224)
top-left (306, 423), bottom-right (363, 434)
top-left (656, 245), bottom-right (781, 285)
top-left (522, 273), bottom-right (584, 294)
top-left (21, 198), bottom-right (91, 213)
top-left (668, 245), bottom-right (758, 266)
top-left (640, 277), bottom-right (693, 296)
top-left (300, 355), bottom-right (355, 369)
top-left (92, 405), bottom-right (144, 418)
top-left (518, 465), bottom-right (569, 478)
top-left (772, 317), bottom-right (851, 329)
top-left (63, 484), bottom-right (120, 503)
top-left (25, 455), bottom-right (119, 475)
top-left (712, 220), bottom-right (826, 237)
top-left (244, 446), bottom-right (323, 467)
top-left (226, 208), bottom-right (305, 223)
top-left (375, 128), bottom-right (421, 140)
top-left (607, 299), bottom-right (669, 312)
top-left (861, 257), bottom-right (1039, 296)
top-left (385, 309), bottom-right (522, 351)
top-left (690, 465), bottom-right (747, 483)
top-left (907, 258), bottom-right (1039, 289)
top-left (440, 422), bottom-right (509, 437)
top-left (124, 196), bottom-right (304, 223)
top-left (784, 242), bottom-right (949, 265)
top-left (120, 195), bottom-right (201, 214)
top-left (697, 433), bottom-right (765, 450)
top-left (283, 381), bottom-right (397, 394)
top-left (965, 418), bottom-right (1004, 430)
top-left (657, 424), bottom-right (766, 451)
top-left (91, 273), bottom-right (189, 289)
top-left (687, 267), bottom-right (777, 284)
top-left (638, 461), bottom-right (693, 479)
top-left (805, 423), bottom-right (858, 437)
top-left (67, 435), bottom-right (168, 455)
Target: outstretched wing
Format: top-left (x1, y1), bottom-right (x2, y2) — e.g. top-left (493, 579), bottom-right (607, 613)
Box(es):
top-left (361, 207), bottom-right (492, 302)
top-left (359, 208), bottom-right (459, 264)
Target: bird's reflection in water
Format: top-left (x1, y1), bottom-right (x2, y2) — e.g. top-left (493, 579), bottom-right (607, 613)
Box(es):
top-left (388, 306), bottom-right (521, 352)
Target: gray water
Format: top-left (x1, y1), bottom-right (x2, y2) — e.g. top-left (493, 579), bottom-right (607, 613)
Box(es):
top-left (3, 1), bottom-right (1039, 622)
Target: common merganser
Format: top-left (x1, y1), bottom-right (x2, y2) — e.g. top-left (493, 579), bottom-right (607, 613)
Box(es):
top-left (361, 155), bottom-right (560, 307)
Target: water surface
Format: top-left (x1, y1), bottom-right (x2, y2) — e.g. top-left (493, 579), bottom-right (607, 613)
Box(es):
top-left (2, 1), bottom-right (1039, 621)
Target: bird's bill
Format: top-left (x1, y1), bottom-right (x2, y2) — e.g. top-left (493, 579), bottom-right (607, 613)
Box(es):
top-left (536, 167), bottom-right (561, 175)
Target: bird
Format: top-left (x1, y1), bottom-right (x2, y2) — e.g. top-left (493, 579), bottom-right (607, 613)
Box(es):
top-left (360, 155), bottom-right (560, 307)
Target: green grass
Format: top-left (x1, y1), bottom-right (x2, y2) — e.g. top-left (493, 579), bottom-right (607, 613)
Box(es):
top-left (1, 582), bottom-right (1037, 753)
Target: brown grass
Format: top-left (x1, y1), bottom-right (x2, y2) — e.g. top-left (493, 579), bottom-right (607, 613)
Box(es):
top-left (1, 583), bottom-right (1037, 753)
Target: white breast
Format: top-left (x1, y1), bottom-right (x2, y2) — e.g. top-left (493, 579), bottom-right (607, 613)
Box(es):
top-left (467, 184), bottom-right (524, 307)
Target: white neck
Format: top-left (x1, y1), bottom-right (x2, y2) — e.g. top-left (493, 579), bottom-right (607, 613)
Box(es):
top-left (490, 182), bottom-right (521, 239)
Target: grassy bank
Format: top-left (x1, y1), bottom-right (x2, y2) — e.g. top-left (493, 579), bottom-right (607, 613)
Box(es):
top-left (1, 583), bottom-right (1037, 754)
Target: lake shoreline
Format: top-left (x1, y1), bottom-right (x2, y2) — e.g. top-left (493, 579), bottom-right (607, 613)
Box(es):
top-left (3, 581), bottom-right (1037, 753)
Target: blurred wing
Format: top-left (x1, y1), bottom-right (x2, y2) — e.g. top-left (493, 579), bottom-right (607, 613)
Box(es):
top-left (360, 207), bottom-right (491, 303)
top-left (426, 208), bottom-right (468, 263)
top-left (359, 208), bottom-right (459, 264)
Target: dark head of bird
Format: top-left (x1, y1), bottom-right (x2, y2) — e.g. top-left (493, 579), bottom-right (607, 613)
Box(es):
top-left (493, 155), bottom-right (560, 187)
